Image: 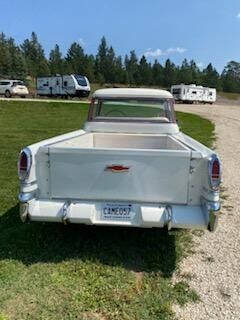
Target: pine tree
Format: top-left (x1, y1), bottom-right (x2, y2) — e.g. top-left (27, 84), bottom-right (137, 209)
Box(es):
top-left (163, 59), bottom-right (177, 88)
top-left (115, 56), bottom-right (127, 84)
top-left (84, 54), bottom-right (95, 82)
top-left (189, 60), bottom-right (201, 84)
top-left (138, 55), bottom-right (152, 85)
top-left (0, 33), bottom-right (11, 76)
top-left (221, 61), bottom-right (240, 93)
top-left (152, 60), bottom-right (164, 87)
top-left (202, 63), bottom-right (221, 89)
top-left (95, 36), bottom-right (109, 82)
top-left (21, 32), bottom-right (49, 78)
top-left (0, 33), bottom-right (26, 79)
top-left (106, 46), bottom-right (116, 83)
top-left (49, 44), bottom-right (63, 75)
top-left (65, 42), bottom-right (86, 74)
top-left (7, 37), bottom-right (27, 78)
top-left (125, 50), bottom-right (139, 85)
top-left (178, 59), bottom-right (192, 84)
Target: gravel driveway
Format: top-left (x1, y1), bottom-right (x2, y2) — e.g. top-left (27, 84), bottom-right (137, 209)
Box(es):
top-left (173, 103), bottom-right (240, 320)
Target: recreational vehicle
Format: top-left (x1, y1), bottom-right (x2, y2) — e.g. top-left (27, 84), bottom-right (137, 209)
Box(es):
top-left (36, 74), bottom-right (90, 98)
top-left (171, 84), bottom-right (216, 104)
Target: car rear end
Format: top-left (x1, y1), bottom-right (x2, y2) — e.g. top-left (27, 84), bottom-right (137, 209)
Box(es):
top-left (18, 89), bottom-right (221, 231)
top-left (12, 81), bottom-right (29, 97)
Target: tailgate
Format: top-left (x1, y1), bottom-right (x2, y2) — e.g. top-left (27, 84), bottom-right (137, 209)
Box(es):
top-left (46, 148), bottom-right (191, 204)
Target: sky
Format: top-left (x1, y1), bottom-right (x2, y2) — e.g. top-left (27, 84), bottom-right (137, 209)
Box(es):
top-left (1, 0), bottom-right (240, 72)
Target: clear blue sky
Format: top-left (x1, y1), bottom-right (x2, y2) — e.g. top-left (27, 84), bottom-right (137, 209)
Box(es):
top-left (1, 0), bottom-right (240, 72)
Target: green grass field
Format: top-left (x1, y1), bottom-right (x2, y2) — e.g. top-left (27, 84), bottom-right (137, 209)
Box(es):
top-left (0, 100), bottom-right (214, 320)
top-left (218, 91), bottom-right (240, 101)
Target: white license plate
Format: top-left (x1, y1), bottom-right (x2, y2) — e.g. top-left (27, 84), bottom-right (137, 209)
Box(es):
top-left (101, 204), bottom-right (134, 221)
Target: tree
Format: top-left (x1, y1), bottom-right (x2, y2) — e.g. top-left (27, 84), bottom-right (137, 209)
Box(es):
top-left (221, 61), bottom-right (240, 93)
top-left (84, 54), bottom-right (95, 82)
top-left (189, 60), bottom-right (201, 84)
top-left (106, 46), bottom-right (116, 83)
top-left (0, 33), bottom-right (26, 79)
top-left (95, 36), bottom-right (109, 82)
top-left (201, 63), bottom-right (220, 89)
top-left (65, 42), bottom-right (86, 74)
top-left (49, 44), bottom-right (63, 75)
top-left (138, 55), bottom-right (152, 85)
top-left (152, 60), bottom-right (164, 87)
top-left (115, 56), bottom-right (127, 84)
top-left (178, 59), bottom-right (192, 84)
top-left (125, 50), bottom-right (139, 85)
top-left (163, 59), bottom-right (177, 88)
top-left (21, 32), bottom-right (49, 77)
top-left (0, 33), bottom-right (11, 76)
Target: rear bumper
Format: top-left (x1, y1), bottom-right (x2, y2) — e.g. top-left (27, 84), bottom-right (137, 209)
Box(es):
top-left (12, 91), bottom-right (29, 96)
top-left (19, 194), bottom-right (220, 231)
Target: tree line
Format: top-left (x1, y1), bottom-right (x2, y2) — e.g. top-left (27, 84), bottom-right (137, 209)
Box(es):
top-left (0, 31), bottom-right (239, 93)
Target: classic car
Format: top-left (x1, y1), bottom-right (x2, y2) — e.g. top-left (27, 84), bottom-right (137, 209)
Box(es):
top-left (18, 88), bottom-right (221, 231)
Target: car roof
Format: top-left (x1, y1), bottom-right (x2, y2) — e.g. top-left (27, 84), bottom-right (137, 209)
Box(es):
top-left (92, 88), bottom-right (173, 99)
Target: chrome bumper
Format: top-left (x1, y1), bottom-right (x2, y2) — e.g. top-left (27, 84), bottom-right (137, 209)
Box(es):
top-left (201, 197), bottom-right (221, 232)
top-left (19, 193), bottom-right (221, 231)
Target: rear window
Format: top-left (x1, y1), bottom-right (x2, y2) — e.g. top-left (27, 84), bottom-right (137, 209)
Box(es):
top-left (12, 81), bottom-right (24, 86)
top-left (90, 99), bottom-right (175, 123)
top-left (74, 75), bottom-right (87, 86)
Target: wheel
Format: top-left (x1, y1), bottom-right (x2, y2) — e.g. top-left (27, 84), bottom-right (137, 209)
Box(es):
top-left (21, 96), bottom-right (26, 99)
top-left (5, 90), bottom-right (11, 98)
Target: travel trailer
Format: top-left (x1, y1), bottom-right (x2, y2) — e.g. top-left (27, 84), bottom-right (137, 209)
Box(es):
top-left (36, 74), bottom-right (90, 98)
top-left (171, 84), bottom-right (216, 104)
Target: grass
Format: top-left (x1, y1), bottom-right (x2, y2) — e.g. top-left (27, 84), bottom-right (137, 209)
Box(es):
top-left (0, 100), bottom-right (215, 320)
top-left (176, 112), bottom-right (215, 148)
top-left (218, 91), bottom-right (240, 101)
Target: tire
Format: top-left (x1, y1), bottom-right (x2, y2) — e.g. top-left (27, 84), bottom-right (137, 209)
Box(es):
top-left (5, 90), bottom-right (11, 98)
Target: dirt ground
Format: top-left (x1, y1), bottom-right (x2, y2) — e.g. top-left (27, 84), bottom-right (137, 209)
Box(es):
top-left (173, 103), bottom-right (240, 320)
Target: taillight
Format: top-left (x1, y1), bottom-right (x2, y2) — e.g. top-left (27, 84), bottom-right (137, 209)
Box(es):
top-left (208, 154), bottom-right (221, 190)
top-left (18, 148), bottom-right (32, 180)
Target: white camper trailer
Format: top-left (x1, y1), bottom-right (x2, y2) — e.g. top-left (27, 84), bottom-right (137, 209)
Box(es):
top-left (37, 74), bottom-right (90, 98)
top-left (171, 84), bottom-right (216, 104)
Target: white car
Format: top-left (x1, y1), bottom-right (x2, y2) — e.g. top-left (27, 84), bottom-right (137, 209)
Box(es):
top-left (18, 88), bottom-right (221, 231)
top-left (0, 79), bottom-right (29, 98)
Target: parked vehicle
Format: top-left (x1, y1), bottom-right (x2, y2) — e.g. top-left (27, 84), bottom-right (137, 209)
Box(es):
top-left (36, 74), bottom-right (90, 98)
top-left (0, 79), bottom-right (29, 98)
top-left (171, 84), bottom-right (216, 104)
top-left (18, 88), bottom-right (221, 231)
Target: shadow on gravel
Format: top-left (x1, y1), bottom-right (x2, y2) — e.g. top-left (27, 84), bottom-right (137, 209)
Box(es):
top-left (0, 204), bottom-right (179, 277)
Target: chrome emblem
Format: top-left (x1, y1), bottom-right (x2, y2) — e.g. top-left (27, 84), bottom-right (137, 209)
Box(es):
top-left (105, 165), bottom-right (130, 173)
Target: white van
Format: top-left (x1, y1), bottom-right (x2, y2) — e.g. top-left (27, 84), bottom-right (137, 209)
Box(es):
top-left (0, 80), bottom-right (29, 98)
top-left (37, 74), bottom-right (91, 98)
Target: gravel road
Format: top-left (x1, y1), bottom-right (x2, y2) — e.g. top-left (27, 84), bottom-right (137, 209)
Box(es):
top-left (173, 103), bottom-right (240, 320)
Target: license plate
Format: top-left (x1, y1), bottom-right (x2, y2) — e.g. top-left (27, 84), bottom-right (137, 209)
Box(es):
top-left (101, 204), bottom-right (134, 221)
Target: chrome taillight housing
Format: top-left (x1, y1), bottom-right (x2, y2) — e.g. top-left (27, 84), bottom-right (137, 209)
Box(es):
top-left (208, 154), bottom-right (221, 190)
top-left (18, 148), bottom-right (32, 180)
